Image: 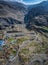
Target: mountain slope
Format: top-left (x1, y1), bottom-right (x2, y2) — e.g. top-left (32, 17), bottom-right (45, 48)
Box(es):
top-left (28, 1), bottom-right (48, 12)
top-left (27, 1), bottom-right (48, 17)
top-left (24, 1), bottom-right (48, 37)
top-left (0, 1), bottom-right (27, 22)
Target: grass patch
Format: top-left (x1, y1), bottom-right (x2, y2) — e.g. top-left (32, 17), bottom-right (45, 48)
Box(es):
top-left (8, 37), bottom-right (14, 42)
top-left (16, 37), bottom-right (28, 45)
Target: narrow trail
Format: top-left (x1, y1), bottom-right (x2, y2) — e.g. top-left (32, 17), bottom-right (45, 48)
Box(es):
top-left (6, 40), bottom-right (31, 65)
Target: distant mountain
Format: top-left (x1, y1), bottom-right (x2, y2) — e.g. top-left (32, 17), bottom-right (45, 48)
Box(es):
top-left (0, 0), bottom-right (48, 32)
top-left (0, 1), bottom-right (28, 29)
top-left (28, 1), bottom-right (48, 11)
top-left (25, 0), bottom-right (48, 24)
top-left (0, 1), bottom-right (27, 22)
top-left (24, 1), bottom-right (48, 36)
top-left (28, 1), bottom-right (48, 17)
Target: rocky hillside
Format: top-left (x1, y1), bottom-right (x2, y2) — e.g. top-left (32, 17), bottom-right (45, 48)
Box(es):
top-left (24, 1), bottom-right (48, 37)
top-left (28, 1), bottom-right (48, 12)
top-left (0, 0), bottom-right (27, 24)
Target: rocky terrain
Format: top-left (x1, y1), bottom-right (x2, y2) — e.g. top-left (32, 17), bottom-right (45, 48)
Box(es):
top-left (24, 1), bottom-right (48, 37)
top-left (0, 0), bottom-right (27, 26)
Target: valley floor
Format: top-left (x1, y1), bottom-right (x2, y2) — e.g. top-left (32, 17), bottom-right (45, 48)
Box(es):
top-left (0, 24), bottom-right (48, 65)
